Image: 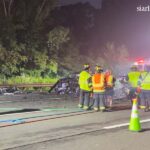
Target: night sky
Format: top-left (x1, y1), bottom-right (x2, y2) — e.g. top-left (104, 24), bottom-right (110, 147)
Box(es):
top-left (58, 0), bottom-right (150, 58)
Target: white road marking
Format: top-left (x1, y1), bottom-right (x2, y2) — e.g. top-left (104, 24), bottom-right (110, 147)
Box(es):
top-left (140, 119), bottom-right (150, 123)
top-left (103, 123), bottom-right (129, 129)
top-left (103, 119), bottom-right (150, 129)
top-left (0, 101), bottom-right (12, 104)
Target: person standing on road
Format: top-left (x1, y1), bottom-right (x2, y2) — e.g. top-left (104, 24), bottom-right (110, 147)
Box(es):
top-left (126, 65), bottom-right (141, 104)
top-left (138, 65), bottom-right (150, 111)
top-left (105, 69), bottom-right (116, 109)
top-left (92, 65), bottom-right (106, 111)
top-left (78, 64), bottom-right (92, 110)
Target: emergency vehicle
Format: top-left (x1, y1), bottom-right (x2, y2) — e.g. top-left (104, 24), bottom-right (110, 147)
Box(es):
top-left (133, 59), bottom-right (150, 71)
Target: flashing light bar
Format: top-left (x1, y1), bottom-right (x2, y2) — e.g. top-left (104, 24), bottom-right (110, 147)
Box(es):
top-left (134, 59), bottom-right (144, 65)
top-left (138, 59), bottom-right (144, 63)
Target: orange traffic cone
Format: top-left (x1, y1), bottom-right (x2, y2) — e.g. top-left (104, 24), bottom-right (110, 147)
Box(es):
top-left (129, 98), bottom-right (141, 132)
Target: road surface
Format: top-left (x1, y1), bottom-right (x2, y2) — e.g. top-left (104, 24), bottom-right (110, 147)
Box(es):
top-left (0, 93), bottom-right (149, 150)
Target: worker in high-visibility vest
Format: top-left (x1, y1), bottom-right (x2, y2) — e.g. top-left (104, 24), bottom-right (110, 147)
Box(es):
top-left (78, 64), bottom-right (92, 110)
top-left (105, 69), bottom-right (116, 109)
top-left (138, 65), bottom-right (150, 111)
top-left (126, 65), bottom-right (141, 103)
top-left (92, 65), bottom-right (106, 111)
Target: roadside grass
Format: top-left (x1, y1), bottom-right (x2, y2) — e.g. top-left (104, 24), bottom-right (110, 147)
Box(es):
top-left (0, 76), bottom-right (58, 84)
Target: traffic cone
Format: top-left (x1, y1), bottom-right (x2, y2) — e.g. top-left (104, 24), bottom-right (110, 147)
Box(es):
top-left (129, 98), bottom-right (141, 132)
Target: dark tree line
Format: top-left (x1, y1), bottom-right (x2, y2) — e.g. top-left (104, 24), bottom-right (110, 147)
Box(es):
top-left (0, 0), bottom-right (132, 79)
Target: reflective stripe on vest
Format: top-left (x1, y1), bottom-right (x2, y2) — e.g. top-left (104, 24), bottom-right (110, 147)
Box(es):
top-left (92, 73), bottom-right (105, 92)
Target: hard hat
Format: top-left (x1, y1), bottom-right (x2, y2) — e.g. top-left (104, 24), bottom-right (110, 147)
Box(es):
top-left (95, 65), bottom-right (103, 72)
top-left (83, 64), bottom-right (90, 70)
top-left (130, 65), bottom-right (137, 70)
top-left (105, 69), bottom-right (111, 75)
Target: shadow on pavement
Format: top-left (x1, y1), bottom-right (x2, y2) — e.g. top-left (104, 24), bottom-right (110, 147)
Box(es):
top-left (139, 128), bottom-right (150, 132)
top-left (0, 108), bottom-right (40, 115)
top-left (107, 105), bottom-right (132, 112)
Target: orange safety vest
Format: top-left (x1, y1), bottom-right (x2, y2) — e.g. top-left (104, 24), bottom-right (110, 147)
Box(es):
top-left (105, 74), bottom-right (113, 87)
top-left (92, 73), bottom-right (105, 92)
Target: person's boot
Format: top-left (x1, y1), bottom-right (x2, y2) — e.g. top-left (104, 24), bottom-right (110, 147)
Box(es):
top-left (99, 106), bottom-right (106, 112)
top-left (78, 104), bottom-right (83, 108)
top-left (93, 107), bottom-right (99, 111)
top-left (83, 105), bottom-right (89, 110)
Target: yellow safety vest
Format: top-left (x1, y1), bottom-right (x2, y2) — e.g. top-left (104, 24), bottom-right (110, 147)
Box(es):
top-left (128, 71), bottom-right (141, 88)
top-left (140, 72), bottom-right (150, 90)
top-left (106, 75), bottom-right (113, 87)
top-left (92, 73), bottom-right (105, 93)
top-left (79, 71), bottom-right (92, 91)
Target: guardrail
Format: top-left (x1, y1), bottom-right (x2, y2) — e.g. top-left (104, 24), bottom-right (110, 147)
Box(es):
top-left (0, 83), bottom-right (54, 88)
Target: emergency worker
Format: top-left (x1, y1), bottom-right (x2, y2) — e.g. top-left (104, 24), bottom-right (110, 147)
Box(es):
top-left (138, 65), bottom-right (150, 111)
top-left (126, 65), bottom-right (141, 103)
top-left (92, 65), bottom-right (106, 111)
top-left (78, 64), bottom-right (92, 110)
top-left (105, 70), bottom-right (116, 109)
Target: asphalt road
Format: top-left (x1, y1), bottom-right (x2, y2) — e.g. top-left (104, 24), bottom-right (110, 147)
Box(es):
top-left (0, 93), bottom-right (149, 150)
top-left (12, 122), bottom-right (150, 150)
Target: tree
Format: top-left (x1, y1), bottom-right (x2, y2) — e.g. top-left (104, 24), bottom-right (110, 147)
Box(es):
top-left (0, 0), bottom-right (58, 77)
top-left (51, 2), bottom-right (97, 53)
top-left (103, 42), bottom-right (129, 74)
top-left (47, 26), bottom-right (70, 61)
